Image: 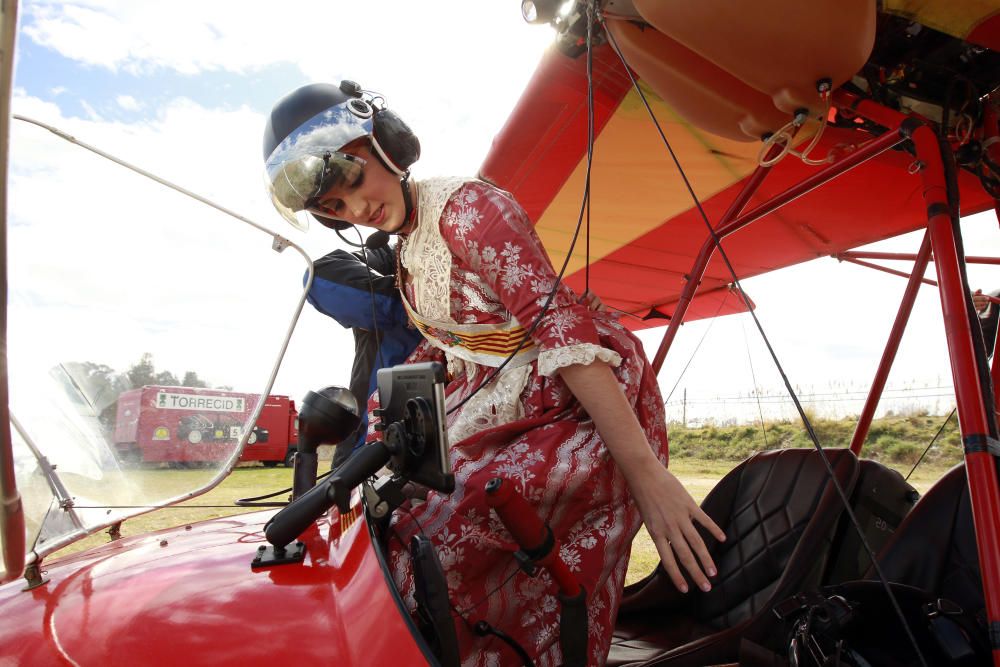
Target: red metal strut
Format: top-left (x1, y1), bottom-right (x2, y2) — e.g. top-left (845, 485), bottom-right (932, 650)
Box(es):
top-left (910, 123), bottom-right (1000, 667)
top-left (484, 477), bottom-right (581, 597)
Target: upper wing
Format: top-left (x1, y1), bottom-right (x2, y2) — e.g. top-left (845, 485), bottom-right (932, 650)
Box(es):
top-left (480, 3), bottom-right (998, 331)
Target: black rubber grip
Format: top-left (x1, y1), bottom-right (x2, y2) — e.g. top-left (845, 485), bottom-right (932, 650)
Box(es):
top-left (559, 587), bottom-right (588, 667)
top-left (329, 440), bottom-right (393, 512)
top-left (265, 441), bottom-right (391, 547)
top-left (264, 475), bottom-right (337, 548)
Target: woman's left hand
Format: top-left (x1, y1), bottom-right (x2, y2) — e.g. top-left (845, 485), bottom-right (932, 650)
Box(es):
top-left (557, 361), bottom-right (726, 593)
top-left (627, 464), bottom-right (726, 594)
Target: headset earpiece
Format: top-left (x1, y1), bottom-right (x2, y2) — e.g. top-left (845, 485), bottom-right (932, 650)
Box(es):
top-left (372, 108), bottom-right (420, 173)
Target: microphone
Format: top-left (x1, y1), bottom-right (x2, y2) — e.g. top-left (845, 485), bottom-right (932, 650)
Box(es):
top-left (365, 230), bottom-right (390, 249)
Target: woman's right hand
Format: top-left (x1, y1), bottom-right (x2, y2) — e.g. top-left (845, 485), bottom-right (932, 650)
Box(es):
top-left (579, 289), bottom-right (606, 312)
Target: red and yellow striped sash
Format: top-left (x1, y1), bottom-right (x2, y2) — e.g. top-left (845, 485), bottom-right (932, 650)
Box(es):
top-left (402, 296), bottom-right (538, 368)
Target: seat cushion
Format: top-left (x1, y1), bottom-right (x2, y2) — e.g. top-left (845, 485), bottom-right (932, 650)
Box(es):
top-left (868, 463), bottom-right (983, 613)
top-left (610, 448), bottom-right (859, 666)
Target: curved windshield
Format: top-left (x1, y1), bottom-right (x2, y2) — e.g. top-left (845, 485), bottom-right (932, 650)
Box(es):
top-left (5, 118), bottom-right (312, 561)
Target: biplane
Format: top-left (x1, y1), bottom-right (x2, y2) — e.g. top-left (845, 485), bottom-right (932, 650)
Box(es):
top-left (1, 0), bottom-right (999, 665)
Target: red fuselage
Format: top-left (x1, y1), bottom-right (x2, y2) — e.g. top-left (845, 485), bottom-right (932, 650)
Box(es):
top-left (0, 507), bottom-right (431, 665)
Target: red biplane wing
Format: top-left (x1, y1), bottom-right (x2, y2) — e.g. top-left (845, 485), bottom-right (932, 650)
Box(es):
top-left (480, 2), bottom-right (998, 331)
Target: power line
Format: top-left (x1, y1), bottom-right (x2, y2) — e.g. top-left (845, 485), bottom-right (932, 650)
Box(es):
top-left (665, 392), bottom-right (956, 407)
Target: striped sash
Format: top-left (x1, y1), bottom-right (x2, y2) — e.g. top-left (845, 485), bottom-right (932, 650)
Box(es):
top-left (402, 295), bottom-right (538, 369)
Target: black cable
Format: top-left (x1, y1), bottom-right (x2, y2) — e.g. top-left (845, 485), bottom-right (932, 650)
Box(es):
top-left (452, 565), bottom-right (522, 617)
top-left (937, 129), bottom-right (999, 441)
top-left (73, 504), bottom-right (252, 509)
top-left (600, 14), bottom-right (928, 667)
top-left (905, 408), bottom-right (956, 482)
top-left (445, 0), bottom-right (599, 416)
top-left (235, 468), bottom-right (334, 507)
top-left (398, 500), bottom-right (522, 625)
top-left (473, 621), bottom-right (536, 667)
top-left (584, 1), bottom-right (594, 295)
top-left (354, 226), bottom-right (386, 372)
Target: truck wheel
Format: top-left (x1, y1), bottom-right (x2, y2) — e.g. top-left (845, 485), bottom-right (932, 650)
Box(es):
top-left (283, 450), bottom-right (296, 468)
top-left (261, 460), bottom-right (279, 468)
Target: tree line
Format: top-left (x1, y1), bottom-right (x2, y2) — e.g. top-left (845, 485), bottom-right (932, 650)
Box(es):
top-left (59, 353), bottom-right (226, 431)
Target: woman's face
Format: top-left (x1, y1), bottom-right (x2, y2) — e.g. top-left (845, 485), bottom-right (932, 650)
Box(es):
top-left (313, 143), bottom-right (409, 233)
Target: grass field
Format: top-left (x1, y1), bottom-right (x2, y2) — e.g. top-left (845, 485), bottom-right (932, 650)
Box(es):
top-left (624, 458), bottom-right (954, 585)
top-left (50, 456), bottom-right (957, 588)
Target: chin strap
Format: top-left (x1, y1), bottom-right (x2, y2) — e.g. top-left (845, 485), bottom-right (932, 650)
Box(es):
top-left (400, 175), bottom-right (416, 228)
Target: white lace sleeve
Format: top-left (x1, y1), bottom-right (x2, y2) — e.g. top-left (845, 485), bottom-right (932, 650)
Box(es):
top-left (537, 343), bottom-right (622, 378)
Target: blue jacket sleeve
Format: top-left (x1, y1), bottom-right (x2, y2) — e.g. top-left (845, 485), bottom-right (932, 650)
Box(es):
top-left (305, 247), bottom-right (410, 331)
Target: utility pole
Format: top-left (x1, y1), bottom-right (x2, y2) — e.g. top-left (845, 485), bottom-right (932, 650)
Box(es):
top-left (683, 388), bottom-right (687, 428)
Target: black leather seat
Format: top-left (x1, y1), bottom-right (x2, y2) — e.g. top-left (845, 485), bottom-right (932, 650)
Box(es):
top-left (866, 463), bottom-right (983, 620)
top-left (608, 448), bottom-right (860, 667)
top-left (794, 463), bottom-right (990, 666)
top-left (822, 459), bottom-right (919, 585)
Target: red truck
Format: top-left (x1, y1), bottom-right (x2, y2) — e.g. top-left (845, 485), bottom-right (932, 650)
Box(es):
top-left (112, 385), bottom-right (299, 467)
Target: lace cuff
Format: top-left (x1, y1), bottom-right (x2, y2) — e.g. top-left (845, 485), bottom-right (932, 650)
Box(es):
top-left (537, 343), bottom-right (622, 378)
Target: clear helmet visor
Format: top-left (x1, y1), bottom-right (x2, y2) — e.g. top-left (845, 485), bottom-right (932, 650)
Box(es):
top-left (264, 100), bottom-right (374, 231)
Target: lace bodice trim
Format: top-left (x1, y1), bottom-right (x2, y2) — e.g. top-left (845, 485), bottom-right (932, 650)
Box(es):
top-left (538, 342), bottom-right (622, 378)
top-left (446, 363), bottom-right (532, 445)
top-left (400, 176), bottom-right (469, 322)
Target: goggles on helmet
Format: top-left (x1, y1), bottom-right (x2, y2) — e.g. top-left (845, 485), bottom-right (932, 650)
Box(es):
top-left (264, 99), bottom-right (375, 231)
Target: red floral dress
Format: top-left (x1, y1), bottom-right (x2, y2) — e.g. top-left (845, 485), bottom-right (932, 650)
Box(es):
top-left (380, 178), bottom-right (669, 666)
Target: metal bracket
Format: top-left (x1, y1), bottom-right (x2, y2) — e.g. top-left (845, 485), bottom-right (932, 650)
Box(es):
top-left (251, 540), bottom-right (306, 569)
top-left (363, 476), bottom-right (408, 520)
top-left (22, 562), bottom-right (49, 591)
top-left (271, 235), bottom-right (291, 253)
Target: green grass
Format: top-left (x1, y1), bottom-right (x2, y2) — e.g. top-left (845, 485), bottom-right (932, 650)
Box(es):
top-left (48, 418), bottom-right (962, 589)
top-left (668, 413), bottom-right (962, 467)
top-left (48, 464), bottom-right (297, 559)
top-left (623, 457), bottom-right (955, 585)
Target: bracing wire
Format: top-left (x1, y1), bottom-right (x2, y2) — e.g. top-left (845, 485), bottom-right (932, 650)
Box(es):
top-left (599, 14), bottom-right (929, 666)
top-left (741, 317), bottom-right (770, 449)
top-left (584, 6), bottom-right (594, 295)
top-left (905, 408), bottom-right (956, 482)
top-left (663, 292), bottom-right (729, 404)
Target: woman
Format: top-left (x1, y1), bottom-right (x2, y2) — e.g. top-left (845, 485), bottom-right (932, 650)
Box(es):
top-left (263, 82), bottom-right (725, 666)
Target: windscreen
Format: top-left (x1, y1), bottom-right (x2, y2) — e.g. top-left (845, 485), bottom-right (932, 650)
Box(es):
top-left (5, 118), bottom-right (312, 560)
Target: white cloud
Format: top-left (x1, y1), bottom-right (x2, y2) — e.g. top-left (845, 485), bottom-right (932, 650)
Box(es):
top-left (12, 1), bottom-right (1000, 426)
top-left (50, 85), bottom-right (66, 96)
top-left (115, 94), bottom-right (141, 111)
top-left (10, 90), bottom-right (327, 399)
top-left (21, 2), bottom-right (555, 176)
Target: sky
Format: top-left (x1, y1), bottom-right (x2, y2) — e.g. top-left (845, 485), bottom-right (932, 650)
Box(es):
top-left (7, 0), bottom-right (1000, 429)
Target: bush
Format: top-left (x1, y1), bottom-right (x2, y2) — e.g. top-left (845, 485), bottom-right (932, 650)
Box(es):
top-left (666, 414), bottom-right (959, 464)
top-left (885, 440), bottom-right (922, 464)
